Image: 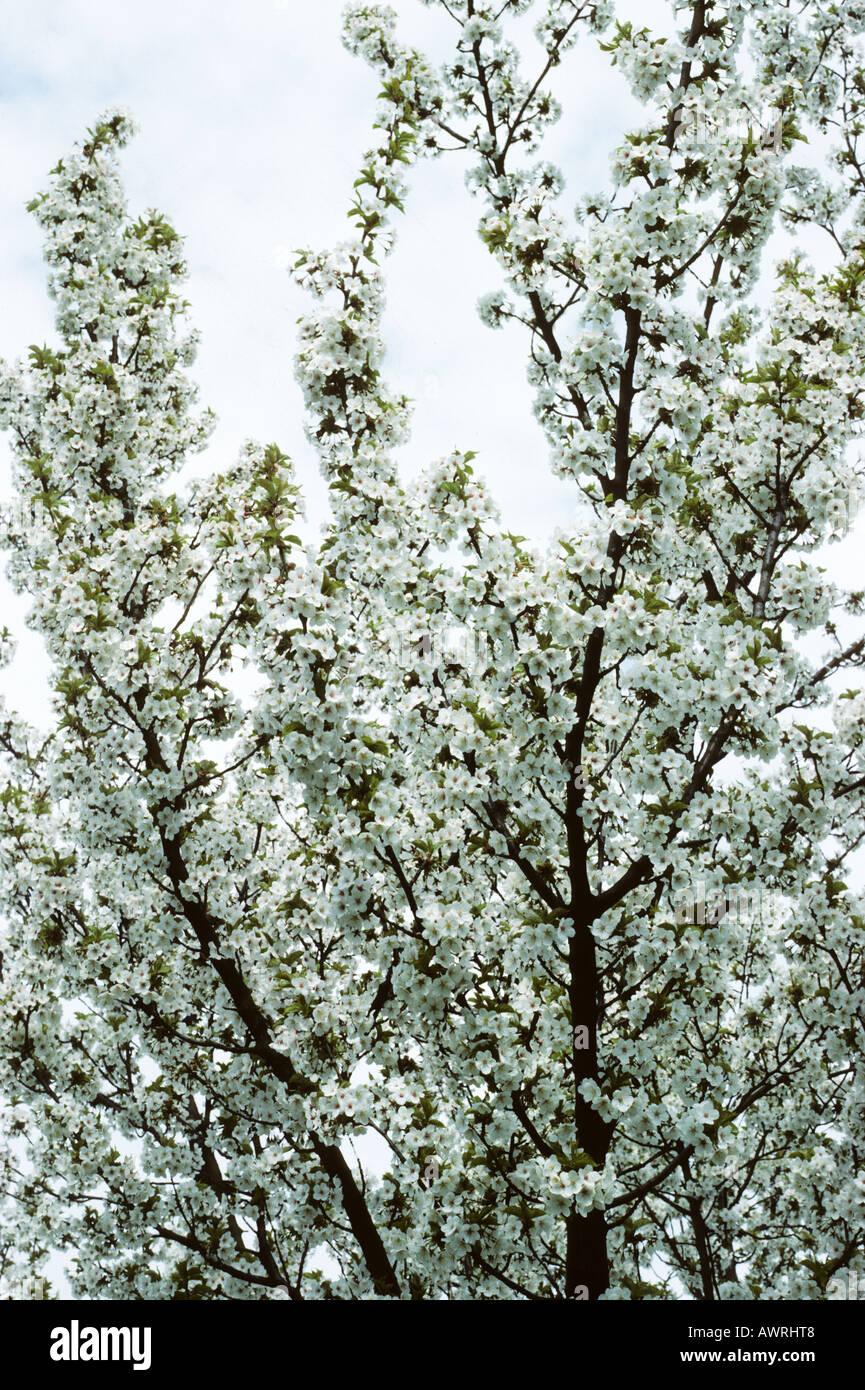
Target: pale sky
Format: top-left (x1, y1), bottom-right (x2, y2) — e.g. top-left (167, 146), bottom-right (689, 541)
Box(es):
top-left (0, 0), bottom-right (659, 520)
top-left (0, 0), bottom-right (677, 723)
top-left (0, 1), bottom-right (859, 713)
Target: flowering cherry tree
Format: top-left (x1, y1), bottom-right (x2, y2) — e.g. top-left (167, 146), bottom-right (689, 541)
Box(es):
top-left (1, 0), bottom-right (865, 1301)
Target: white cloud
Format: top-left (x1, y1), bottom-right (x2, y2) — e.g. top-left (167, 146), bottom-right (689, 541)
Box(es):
top-left (0, 0), bottom-right (626, 721)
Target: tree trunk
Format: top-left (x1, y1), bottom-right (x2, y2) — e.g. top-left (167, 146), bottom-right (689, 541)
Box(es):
top-left (565, 919), bottom-right (611, 1298)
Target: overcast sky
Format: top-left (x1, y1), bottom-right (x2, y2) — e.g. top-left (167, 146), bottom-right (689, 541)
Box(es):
top-left (0, 0), bottom-right (676, 723)
top-left (0, 1), bottom-right (661, 519)
top-left (0, 0), bottom-right (859, 718)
